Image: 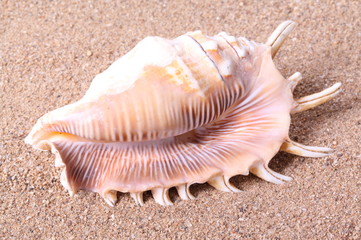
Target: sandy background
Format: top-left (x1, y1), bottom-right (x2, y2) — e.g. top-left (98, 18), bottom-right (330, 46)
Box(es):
top-left (1, 0), bottom-right (360, 239)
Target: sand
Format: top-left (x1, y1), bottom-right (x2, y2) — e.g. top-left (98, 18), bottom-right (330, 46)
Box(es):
top-left (1, 0), bottom-right (360, 239)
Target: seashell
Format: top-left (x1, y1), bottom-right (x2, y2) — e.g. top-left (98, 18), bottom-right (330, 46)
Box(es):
top-left (25, 21), bottom-right (341, 207)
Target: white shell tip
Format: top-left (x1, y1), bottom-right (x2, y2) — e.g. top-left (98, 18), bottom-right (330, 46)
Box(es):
top-left (176, 184), bottom-right (195, 200)
top-left (281, 140), bottom-right (333, 158)
top-left (250, 163), bottom-right (285, 185)
top-left (292, 83), bottom-right (342, 113)
top-left (130, 192), bottom-right (145, 206)
top-left (103, 191), bottom-right (118, 207)
top-left (151, 188), bottom-right (173, 206)
top-left (208, 175), bottom-right (242, 193)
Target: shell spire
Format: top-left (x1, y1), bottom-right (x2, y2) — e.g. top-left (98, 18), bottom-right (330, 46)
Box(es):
top-left (25, 21), bottom-right (341, 206)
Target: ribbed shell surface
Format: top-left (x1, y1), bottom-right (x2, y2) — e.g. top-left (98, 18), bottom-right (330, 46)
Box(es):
top-left (26, 30), bottom-right (292, 198)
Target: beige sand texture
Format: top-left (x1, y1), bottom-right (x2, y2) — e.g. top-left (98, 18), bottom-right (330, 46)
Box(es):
top-left (1, 0), bottom-right (360, 239)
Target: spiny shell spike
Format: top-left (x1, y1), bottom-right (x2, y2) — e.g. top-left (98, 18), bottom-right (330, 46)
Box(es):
top-left (176, 184), bottom-right (195, 200)
top-left (265, 20), bottom-right (297, 58)
top-left (281, 139), bottom-right (333, 157)
top-left (287, 72), bottom-right (302, 92)
top-left (292, 82), bottom-right (342, 113)
top-left (250, 162), bottom-right (285, 185)
top-left (103, 190), bottom-right (118, 207)
top-left (265, 166), bottom-right (292, 182)
top-left (208, 175), bottom-right (242, 193)
top-left (151, 188), bottom-right (173, 206)
top-left (130, 192), bottom-right (144, 206)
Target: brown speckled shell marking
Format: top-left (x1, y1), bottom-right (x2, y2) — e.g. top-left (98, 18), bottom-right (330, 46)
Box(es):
top-left (25, 21), bottom-right (341, 206)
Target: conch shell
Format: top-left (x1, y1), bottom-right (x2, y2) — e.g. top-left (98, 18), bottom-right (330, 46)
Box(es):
top-left (25, 21), bottom-right (341, 206)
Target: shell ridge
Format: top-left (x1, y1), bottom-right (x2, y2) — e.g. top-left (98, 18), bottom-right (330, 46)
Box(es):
top-left (186, 35), bottom-right (225, 83)
top-left (218, 34), bottom-right (242, 61)
top-left (34, 82), bottom-right (291, 196)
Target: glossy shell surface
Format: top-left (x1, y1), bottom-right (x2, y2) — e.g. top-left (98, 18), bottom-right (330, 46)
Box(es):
top-left (25, 21), bottom-right (341, 206)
